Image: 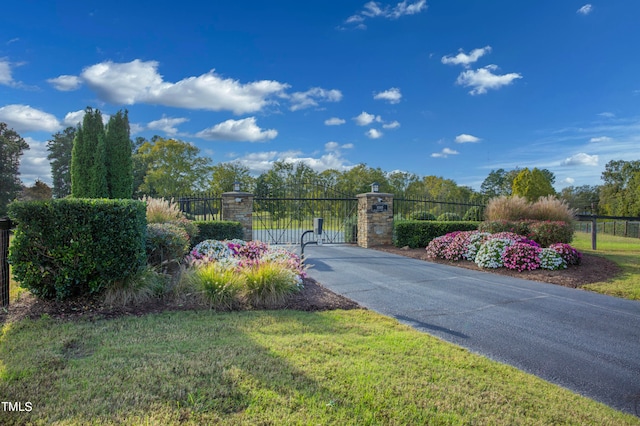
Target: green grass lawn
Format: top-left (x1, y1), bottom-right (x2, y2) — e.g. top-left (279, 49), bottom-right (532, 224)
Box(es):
top-left (1, 310), bottom-right (638, 425)
top-left (572, 232), bottom-right (640, 300)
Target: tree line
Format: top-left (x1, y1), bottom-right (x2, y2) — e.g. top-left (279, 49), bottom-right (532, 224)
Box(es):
top-left (1, 108), bottom-right (639, 217)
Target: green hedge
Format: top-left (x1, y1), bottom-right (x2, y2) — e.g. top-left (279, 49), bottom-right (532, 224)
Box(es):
top-left (394, 221), bottom-right (480, 248)
top-left (191, 221), bottom-right (244, 246)
top-left (479, 220), bottom-right (573, 247)
top-left (8, 199), bottom-right (147, 300)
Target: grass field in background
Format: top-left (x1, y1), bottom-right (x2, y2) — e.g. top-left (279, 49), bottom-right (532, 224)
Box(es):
top-left (1, 310), bottom-right (638, 425)
top-left (572, 232), bottom-right (640, 300)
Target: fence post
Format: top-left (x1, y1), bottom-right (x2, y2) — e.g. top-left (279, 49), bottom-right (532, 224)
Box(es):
top-left (591, 216), bottom-right (597, 251)
top-left (356, 191), bottom-right (394, 248)
top-left (221, 191), bottom-right (253, 241)
top-left (1, 218), bottom-right (12, 307)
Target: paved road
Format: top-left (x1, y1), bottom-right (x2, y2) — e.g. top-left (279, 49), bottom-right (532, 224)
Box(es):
top-left (304, 244), bottom-right (640, 415)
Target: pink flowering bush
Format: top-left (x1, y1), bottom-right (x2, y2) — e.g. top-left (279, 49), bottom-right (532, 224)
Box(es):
top-left (549, 243), bottom-right (582, 265)
top-left (442, 231), bottom-right (476, 261)
top-left (501, 242), bottom-right (541, 272)
top-left (425, 233), bottom-right (457, 259)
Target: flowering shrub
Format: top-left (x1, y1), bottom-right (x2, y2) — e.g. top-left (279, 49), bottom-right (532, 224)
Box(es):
top-left (425, 233), bottom-right (457, 259)
top-left (475, 238), bottom-right (515, 269)
top-left (442, 231), bottom-right (476, 261)
top-left (464, 232), bottom-right (491, 261)
top-left (539, 248), bottom-right (567, 270)
top-left (528, 221), bottom-right (573, 247)
top-left (502, 242), bottom-right (541, 272)
top-left (549, 243), bottom-right (582, 265)
top-left (191, 239), bottom-right (232, 261)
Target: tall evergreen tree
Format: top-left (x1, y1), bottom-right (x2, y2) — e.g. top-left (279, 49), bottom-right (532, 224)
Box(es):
top-left (105, 110), bottom-right (133, 198)
top-left (0, 122), bottom-right (29, 215)
top-left (47, 127), bottom-right (75, 198)
top-left (91, 134), bottom-right (109, 198)
top-left (71, 107), bottom-right (106, 198)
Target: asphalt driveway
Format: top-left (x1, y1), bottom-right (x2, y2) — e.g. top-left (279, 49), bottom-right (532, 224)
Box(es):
top-left (304, 244), bottom-right (640, 415)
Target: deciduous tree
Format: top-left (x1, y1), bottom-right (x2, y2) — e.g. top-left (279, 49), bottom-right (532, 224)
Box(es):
top-left (0, 122), bottom-right (29, 215)
top-left (511, 167), bottom-right (556, 201)
top-left (599, 159), bottom-right (640, 216)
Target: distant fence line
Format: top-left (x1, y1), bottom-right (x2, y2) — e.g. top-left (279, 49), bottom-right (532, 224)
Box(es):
top-left (574, 215), bottom-right (640, 239)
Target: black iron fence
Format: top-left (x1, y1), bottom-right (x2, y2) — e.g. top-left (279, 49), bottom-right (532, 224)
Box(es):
top-left (175, 193), bottom-right (222, 221)
top-left (1, 218), bottom-right (12, 307)
top-left (393, 197), bottom-right (486, 221)
top-left (575, 214), bottom-right (640, 239)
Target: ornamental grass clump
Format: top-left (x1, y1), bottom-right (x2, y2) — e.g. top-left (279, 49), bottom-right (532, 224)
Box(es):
top-left (184, 262), bottom-right (245, 310)
top-left (502, 242), bottom-right (541, 272)
top-left (243, 262), bottom-right (302, 308)
top-left (475, 238), bottom-right (516, 269)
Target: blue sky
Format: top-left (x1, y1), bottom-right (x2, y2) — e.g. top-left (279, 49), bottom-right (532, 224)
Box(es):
top-left (1, 1), bottom-right (639, 191)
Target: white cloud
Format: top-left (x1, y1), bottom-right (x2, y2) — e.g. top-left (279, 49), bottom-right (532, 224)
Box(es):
top-left (366, 129), bottom-right (383, 139)
top-left (354, 111), bottom-right (382, 126)
top-left (147, 116), bottom-right (189, 136)
top-left (456, 65), bottom-right (522, 95)
top-left (18, 138), bottom-right (52, 186)
top-left (455, 133), bottom-right (481, 143)
top-left (431, 147), bottom-right (459, 158)
top-left (589, 136), bottom-right (612, 143)
top-left (383, 120), bottom-right (400, 129)
top-left (373, 87), bottom-right (402, 104)
top-left (289, 87), bottom-right (342, 111)
top-left (598, 112), bottom-right (615, 118)
top-left (325, 141), bottom-right (354, 152)
top-left (563, 177), bottom-right (576, 185)
top-left (0, 59), bottom-right (15, 86)
top-left (234, 147), bottom-right (353, 174)
top-left (343, 0), bottom-right (427, 29)
top-left (577, 4), bottom-right (592, 15)
top-left (63, 110), bottom-right (87, 127)
top-left (195, 117), bottom-right (277, 142)
top-left (47, 75), bottom-right (82, 91)
top-left (77, 59), bottom-right (290, 114)
top-left (442, 46), bottom-right (492, 68)
top-left (561, 153), bottom-right (599, 166)
top-left (325, 117), bottom-right (346, 126)
top-left (0, 104), bottom-right (62, 133)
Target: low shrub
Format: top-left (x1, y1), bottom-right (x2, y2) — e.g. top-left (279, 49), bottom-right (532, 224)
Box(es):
top-left (243, 262), bottom-right (302, 308)
top-left (475, 238), bottom-right (515, 269)
top-left (146, 223), bottom-right (190, 267)
top-left (539, 248), bottom-right (567, 270)
top-left (502, 242), bottom-right (541, 272)
top-left (529, 221), bottom-right (573, 247)
top-left (103, 266), bottom-right (168, 306)
top-left (479, 220), bottom-right (532, 236)
top-left (463, 206), bottom-right (484, 221)
top-left (395, 221), bottom-right (479, 248)
top-left (409, 211), bottom-right (436, 221)
top-left (549, 243), bottom-right (582, 265)
top-left (191, 221), bottom-right (244, 246)
top-left (437, 212), bottom-right (462, 222)
top-left (8, 199), bottom-right (146, 300)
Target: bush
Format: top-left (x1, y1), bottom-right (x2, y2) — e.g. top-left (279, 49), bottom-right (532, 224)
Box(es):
top-left (463, 206), bottom-right (484, 221)
top-left (409, 211), bottom-right (436, 221)
top-left (475, 238), bottom-right (515, 269)
top-left (530, 196), bottom-right (576, 223)
top-left (437, 212), bottom-right (462, 221)
top-left (529, 221), bottom-right (573, 247)
top-left (549, 243), bottom-right (582, 265)
top-left (395, 221), bottom-right (479, 248)
top-left (539, 248), bottom-right (567, 270)
top-left (502, 242), bottom-right (541, 272)
top-left (146, 223), bottom-right (190, 267)
top-left (485, 195), bottom-right (530, 221)
top-left (191, 221), bottom-right (244, 246)
top-left (243, 262), bottom-right (301, 308)
top-left (478, 220), bottom-right (532, 236)
top-left (8, 199), bottom-right (146, 300)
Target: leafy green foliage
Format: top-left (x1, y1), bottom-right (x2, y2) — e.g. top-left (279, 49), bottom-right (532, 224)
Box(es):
top-left (409, 211), bottom-right (436, 220)
top-left (529, 221), bottom-right (574, 247)
top-left (191, 221), bottom-right (244, 246)
top-left (182, 262), bottom-right (245, 310)
top-left (145, 223), bottom-right (190, 267)
top-left (463, 205), bottom-right (484, 221)
top-left (105, 110), bottom-right (134, 199)
top-left (479, 220), bottom-right (533, 236)
top-left (71, 107), bottom-right (106, 198)
top-left (437, 212), bottom-right (461, 221)
top-left (599, 159), bottom-right (640, 216)
top-left (8, 199), bottom-right (146, 299)
top-left (46, 126), bottom-right (75, 199)
top-left (394, 221), bottom-right (479, 248)
top-left (511, 167), bottom-right (556, 201)
top-left (0, 122), bottom-right (29, 216)
top-left (243, 262), bottom-right (301, 308)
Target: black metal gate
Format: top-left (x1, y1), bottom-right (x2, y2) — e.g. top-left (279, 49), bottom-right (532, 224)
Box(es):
top-left (253, 181), bottom-right (357, 245)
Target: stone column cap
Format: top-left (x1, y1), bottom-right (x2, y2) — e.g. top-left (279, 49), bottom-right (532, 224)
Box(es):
top-left (356, 192), bottom-right (393, 198)
top-left (221, 191), bottom-right (253, 196)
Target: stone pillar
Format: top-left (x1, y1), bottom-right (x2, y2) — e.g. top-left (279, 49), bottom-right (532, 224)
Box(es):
top-left (356, 192), bottom-right (394, 248)
top-left (221, 192), bottom-right (253, 241)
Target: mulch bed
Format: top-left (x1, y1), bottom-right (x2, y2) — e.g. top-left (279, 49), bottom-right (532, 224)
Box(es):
top-left (1, 247), bottom-right (620, 324)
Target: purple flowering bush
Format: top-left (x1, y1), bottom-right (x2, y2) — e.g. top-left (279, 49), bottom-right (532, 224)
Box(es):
top-left (549, 243), bottom-right (582, 266)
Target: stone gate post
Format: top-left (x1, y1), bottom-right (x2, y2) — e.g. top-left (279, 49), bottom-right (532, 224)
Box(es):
top-left (221, 191), bottom-right (253, 241)
top-left (356, 190), bottom-right (394, 248)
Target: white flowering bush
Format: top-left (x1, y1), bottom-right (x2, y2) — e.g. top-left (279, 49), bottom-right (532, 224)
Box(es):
top-left (464, 232), bottom-right (492, 261)
top-left (539, 248), bottom-right (567, 270)
top-left (191, 240), bottom-right (232, 260)
top-left (475, 238), bottom-right (515, 269)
